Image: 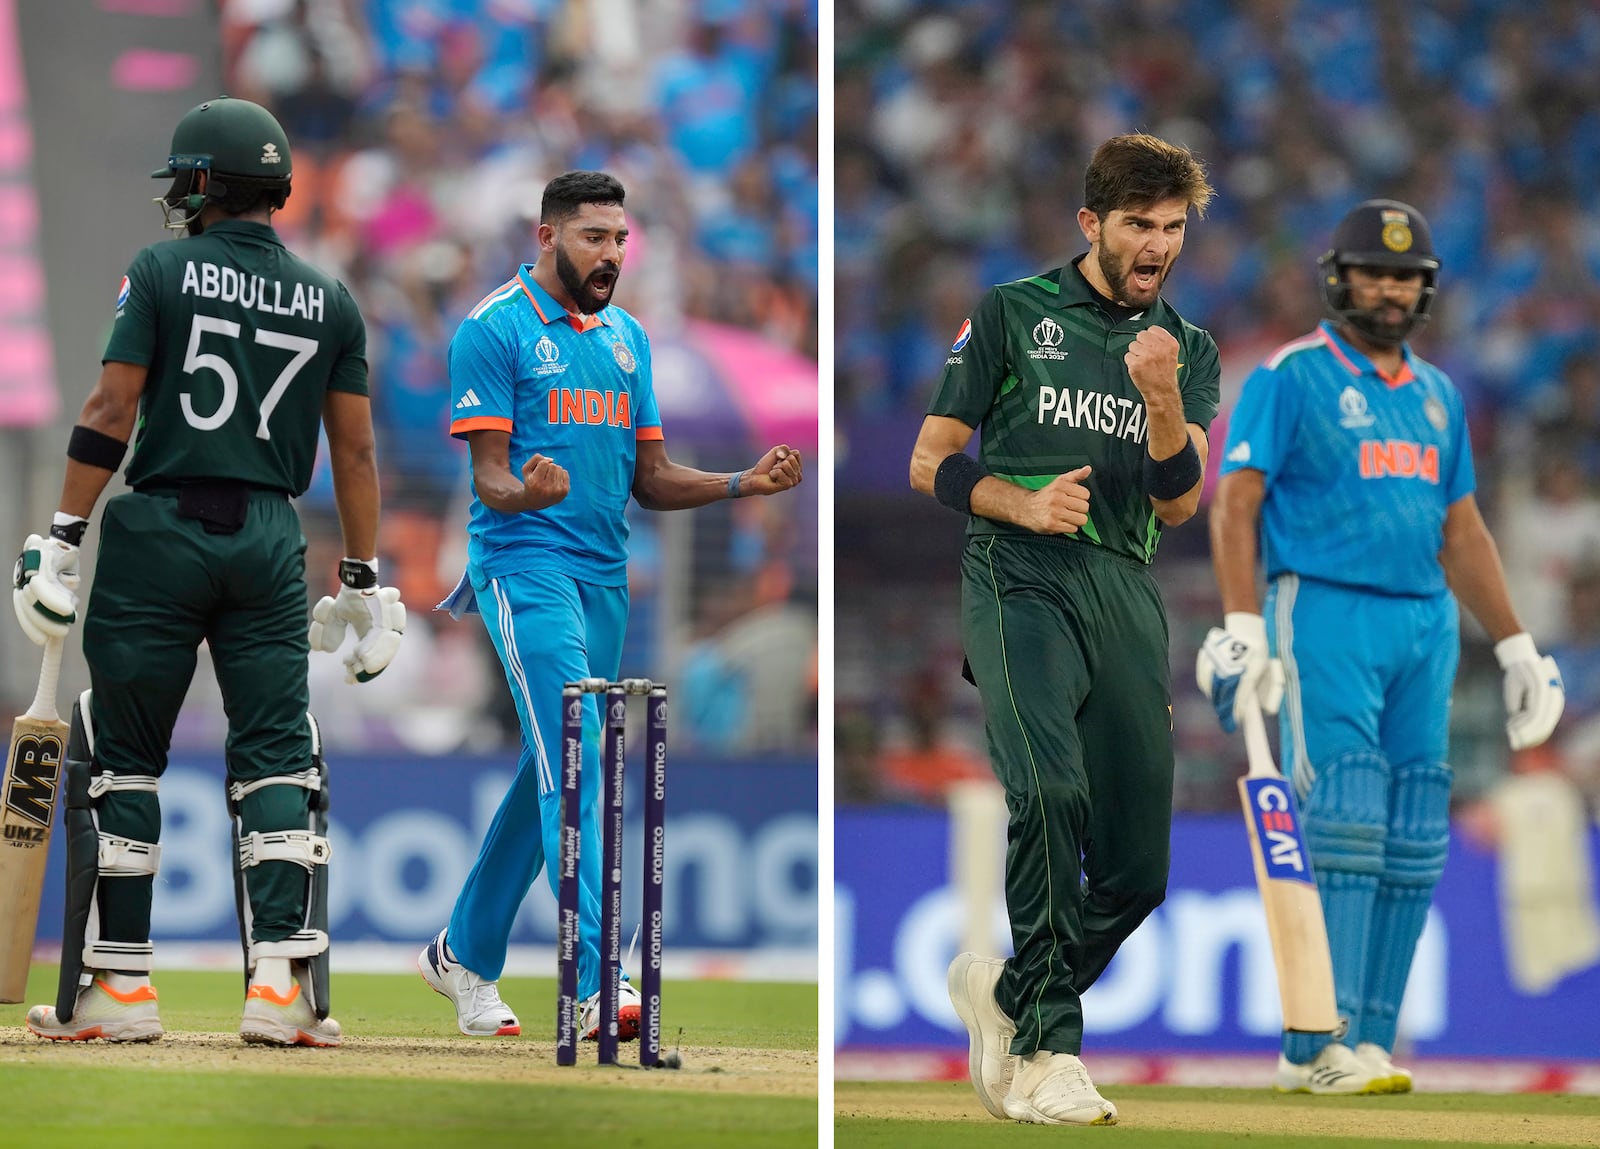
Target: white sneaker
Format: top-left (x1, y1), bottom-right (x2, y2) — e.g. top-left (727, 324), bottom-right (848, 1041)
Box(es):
top-left (418, 928), bottom-right (521, 1037)
top-left (580, 978), bottom-right (642, 1041)
top-left (240, 968), bottom-right (342, 1048)
top-left (1002, 1051), bottom-right (1118, 1125)
top-left (26, 975), bottom-right (163, 1042)
top-left (1355, 1041), bottom-right (1413, 1093)
top-left (1272, 1042), bottom-right (1386, 1094)
top-left (946, 952), bottom-right (1016, 1120)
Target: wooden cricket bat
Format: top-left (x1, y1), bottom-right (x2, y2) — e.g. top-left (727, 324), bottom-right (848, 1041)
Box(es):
top-left (0, 638), bottom-right (68, 1002)
top-left (1238, 698), bottom-right (1340, 1033)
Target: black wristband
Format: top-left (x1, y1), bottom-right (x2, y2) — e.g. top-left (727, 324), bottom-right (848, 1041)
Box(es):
top-left (67, 424), bottom-right (128, 472)
top-left (339, 557), bottom-right (379, 589)
top-left (1145, 437), bottom-right (1203, 500)
top-left (933, 452), bottom-right (990, 516)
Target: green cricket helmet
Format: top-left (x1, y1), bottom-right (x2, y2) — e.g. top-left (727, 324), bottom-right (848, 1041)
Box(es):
top-left (153, 96), bottom-right (291, 230)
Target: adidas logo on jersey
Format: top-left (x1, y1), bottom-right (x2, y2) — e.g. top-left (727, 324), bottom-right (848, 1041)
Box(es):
top-left (455, 390), bottom-right (483, 410)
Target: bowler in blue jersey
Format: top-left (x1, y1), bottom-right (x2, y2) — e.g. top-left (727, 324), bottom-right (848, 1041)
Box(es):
top-left (1198, 200), bottom-right (1564, 1094)
top-left (418, 171), bottom-right (804, 1039)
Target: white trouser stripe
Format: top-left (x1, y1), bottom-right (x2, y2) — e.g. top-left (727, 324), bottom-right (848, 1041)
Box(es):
top-left (1275, 574), bottom-right (1315, 803)
top-left (491, 577), bottom-right (554, 793)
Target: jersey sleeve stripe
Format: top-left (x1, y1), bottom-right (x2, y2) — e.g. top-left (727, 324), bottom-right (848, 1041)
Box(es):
top-left (450, 415), bottom-right (514, 437)
top-left (635, 425), bottom-right (664, 441)
top-left (1264, 329), bottom-right (1329, 370)
top-left (468, 279), bottom-right (521, 319)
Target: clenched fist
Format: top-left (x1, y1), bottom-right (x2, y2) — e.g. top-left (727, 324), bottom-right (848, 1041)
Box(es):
top-left (1124, 326), bottom-right (1181, 403)
top-left (521, 453), bottom-right (570, 511)
top-left (739, 445), bottom-right (804, 497)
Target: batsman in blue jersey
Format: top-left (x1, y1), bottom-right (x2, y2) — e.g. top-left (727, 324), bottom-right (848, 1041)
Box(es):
top-left (1198, 200), bottom-right (1565, 1094)
top-left (416, 171), bottom-right (803, 1040)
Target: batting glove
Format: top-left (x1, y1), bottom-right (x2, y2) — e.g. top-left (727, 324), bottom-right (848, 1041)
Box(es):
top-left (309, 559), bottom-right (407, 684)
top-left (1495, 632), bottom-right (1564, 750)
top-left (13, 533), bottom-right (81, 646)
top-left (1195, 611), bottom-right (1286, 734)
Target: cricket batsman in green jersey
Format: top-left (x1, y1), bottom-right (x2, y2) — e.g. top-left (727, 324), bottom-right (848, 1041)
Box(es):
top-left (13, 96), bottom-right (404, 1047)
top-left (910, 133), bottom-right (1220, 1125)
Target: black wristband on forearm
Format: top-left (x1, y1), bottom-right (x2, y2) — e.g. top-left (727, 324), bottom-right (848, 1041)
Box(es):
top-left (933, 452), bottom-right (991, 515)
top-left (1144, 437), bottom-right (1203, 500)
top-left (67, 424), bottom-right (128, 472)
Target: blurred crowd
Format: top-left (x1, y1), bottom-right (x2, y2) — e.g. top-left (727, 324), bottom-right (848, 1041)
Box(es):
top-left (182, 0), bottom-right (820, 756)
top-left (835, 0), bottom-right (1600, 816)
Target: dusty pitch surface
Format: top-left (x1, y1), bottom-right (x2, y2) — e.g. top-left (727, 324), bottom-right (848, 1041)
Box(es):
top-left (836, 1083), bottom-right (1600, 1145)
top-left (0, 1029), bottom-right (816, 1096)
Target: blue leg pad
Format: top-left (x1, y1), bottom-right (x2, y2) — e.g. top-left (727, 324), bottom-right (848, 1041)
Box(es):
top-left (1360, 761), bottom-right (1451, 1052)
top-left (1284, 750), bottom-right (1388, 1062)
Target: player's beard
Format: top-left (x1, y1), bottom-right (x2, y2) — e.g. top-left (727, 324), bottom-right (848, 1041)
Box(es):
top-left (1349, 301), bottom-right (1413, 347)
top-left (556, 244), bottom-right (620, 314)
top-left (1098, 245), bottom-right (1168, 309)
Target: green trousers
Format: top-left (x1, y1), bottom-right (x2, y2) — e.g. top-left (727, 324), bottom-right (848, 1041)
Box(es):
top-left (81, 488), bottom-right (315, 947)
top-left (961, 533), bottom-right (1174, 1055)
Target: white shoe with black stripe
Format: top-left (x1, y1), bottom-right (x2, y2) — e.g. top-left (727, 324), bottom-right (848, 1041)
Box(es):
top-left (1273, 1042), bottom-right (1386, 1094)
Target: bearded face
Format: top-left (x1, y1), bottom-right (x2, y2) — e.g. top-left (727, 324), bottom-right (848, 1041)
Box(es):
top-left (555, 240), bottom-right (620, 314)
top-left (1337, 265), bottom-right (1429, 348)
top-left (1079, 199), bottom-right (1192, 309)
top-left (545, 202), bottom-right (628, 315)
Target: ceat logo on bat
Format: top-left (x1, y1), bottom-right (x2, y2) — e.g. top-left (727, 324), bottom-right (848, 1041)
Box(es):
top-left (950, 319), bottom-right (972, 352)
top-left (1244, 777), bottom-right (1316, 886)
top-left (116, 276), bottom-right (130, 312)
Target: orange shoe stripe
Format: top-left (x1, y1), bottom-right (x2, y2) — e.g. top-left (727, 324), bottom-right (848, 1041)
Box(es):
top-left (92, 980), bottom-right (158, 1004)
top-left (247, 983), bottom-right (302, 1006)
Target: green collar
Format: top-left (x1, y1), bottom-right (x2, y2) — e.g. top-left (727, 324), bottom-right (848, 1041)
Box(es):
top-left (196, 219), bottom-right (283, 246)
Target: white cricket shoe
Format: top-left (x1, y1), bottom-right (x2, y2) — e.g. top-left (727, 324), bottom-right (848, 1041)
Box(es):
top-left (1002, 1051), bottom-right (1118, 1125)
top-left (947, 952), bottom-right (1016, 1120)
top-left (580, 978), bottom-right (642, 1041)
top-left (418, 928), bottom-right (521, 1037)
top-left (1273, 1042), bottom-right (1386, 1094)
top-left (1355, 1042), bottom-right (1413, 1093)
top-left (240, 970), bottom-right (343, 1048)
top-left (26, 975), bottom-right (163, 1042)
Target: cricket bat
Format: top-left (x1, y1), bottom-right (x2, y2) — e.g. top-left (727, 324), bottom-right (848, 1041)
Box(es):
top-left (0, 638), bottom-right (69, 1002)
top-left (1238, 698), bottom-right (1340, 1033)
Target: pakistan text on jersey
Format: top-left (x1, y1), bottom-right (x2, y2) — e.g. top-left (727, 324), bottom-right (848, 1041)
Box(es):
top-left (1359, 439), bottom-right (1440, 483)
top-left (1036, 385), bottom-right (1147, 444)
top-left (548, 387), bottom-right (633, 428)
top-left (180, 261), bottom-right (326, 322)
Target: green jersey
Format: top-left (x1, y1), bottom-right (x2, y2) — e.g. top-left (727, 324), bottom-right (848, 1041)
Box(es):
top-left (928, 256), bottom-right (1221, 563)
top-left (105, 219), bottom-right (368, 495)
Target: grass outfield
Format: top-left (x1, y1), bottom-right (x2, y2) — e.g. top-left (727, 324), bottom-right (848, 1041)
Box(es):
top-left (836, 1081), bottom-right (1600, 1148)
top-left (1, 964), bottom-right (818, 1148)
